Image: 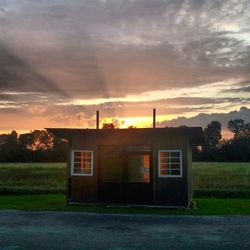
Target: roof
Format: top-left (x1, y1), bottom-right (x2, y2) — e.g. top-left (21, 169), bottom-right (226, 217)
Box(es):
top-left (46, 127), bottom-right (204, 145)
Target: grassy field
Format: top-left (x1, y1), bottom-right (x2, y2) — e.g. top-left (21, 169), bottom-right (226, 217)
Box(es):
top-left (0, 163), bottom-right (66, 195)
top-left (0, 194), bottom-right (249, 215)
top-left (0, 162), bottom-right (249, 214)
top-left (0, 162), bottom-right (249, 197)
top-left (192, 162), bottom-right (250, 197)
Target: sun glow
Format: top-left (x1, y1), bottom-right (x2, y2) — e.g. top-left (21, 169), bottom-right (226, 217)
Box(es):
top-left (101, 114), bottom-right (179, 129)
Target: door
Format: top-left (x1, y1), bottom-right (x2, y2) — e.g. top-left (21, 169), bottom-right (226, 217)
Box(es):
top-left (122, 148), bottom-right (153, 204)
top-left (98, 145), bottom-right (153, 204)
top-left (98, 145), bottom-right (124, 203)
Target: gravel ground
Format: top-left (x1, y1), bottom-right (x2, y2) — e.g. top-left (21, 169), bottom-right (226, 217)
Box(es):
top-left (0, 211), bottom-right (249, 249)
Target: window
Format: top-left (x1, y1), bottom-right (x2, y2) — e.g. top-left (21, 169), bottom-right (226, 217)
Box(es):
top-left (71, 150), bottom-right (93, 176)
top-left (158, 150), bottom-right (182, 177)
top-left (127, 153), bottom-right (150, 183)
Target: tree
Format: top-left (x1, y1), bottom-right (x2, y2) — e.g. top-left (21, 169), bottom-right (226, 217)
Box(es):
top-left (0, 131), bottom-right (21, 162)
top-left (228, 119), bottom-right (250, 138)
top-left (0, 130), bottom-right (67, 162)
top-left (128, 125), bottom-right (136, 129)
top-left (19, 130), bottom-right (53, 151)
top-left (203, 121), bottom-right (222, 151)
top-left (50, 137), bottom-right (67, 162)
top-left (102, 123), bottom-right (116, 129)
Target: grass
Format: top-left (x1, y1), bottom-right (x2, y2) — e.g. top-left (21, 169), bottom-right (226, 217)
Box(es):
top-left (192, 162), bottom-right (250, 198)
top-left (0, 194), bottom-right (249, 215)
top-left (0, 163), bottom-right (66, 195)
top-left (0, 162), bottom-right (250, 197)
top-left (0, 163), bottom-right (249, 214)
top-left (193, 162), bottom-right (250, 190)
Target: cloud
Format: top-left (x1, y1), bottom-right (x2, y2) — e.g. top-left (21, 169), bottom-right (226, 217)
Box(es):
top-left (158, 106), bottom-right (250, 128)
top-left (222, 86), bottom-right (250, 93)
top-left (0, 0), bottom-right (250, 100)
top-left (0, 0), bottom-right (250, 132)
top-left (0, 45), bottom-right (68, 96)
top-left (2, 95), bottom-right (249, 120)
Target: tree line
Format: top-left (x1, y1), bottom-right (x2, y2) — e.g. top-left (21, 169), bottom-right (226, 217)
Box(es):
top-left (193, 119), bottom-right (250, 162)
top-left (0, 130), bottom-right (67, 162)
top-left (0, 119), bottom-right (249, 162)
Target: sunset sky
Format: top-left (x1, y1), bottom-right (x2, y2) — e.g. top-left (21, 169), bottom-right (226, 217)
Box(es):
top-left (1, 0), bottom-right (250, 136)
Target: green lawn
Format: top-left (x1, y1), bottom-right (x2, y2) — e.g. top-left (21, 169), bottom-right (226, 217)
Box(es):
top-left (192, 162), bottom-right (250, 198)
top-left (0, 162), bottom-right (249, 197)
top-left (0, 163), bottom-right (249, 214)
top-left (0, 194), bottom-right (249, 215)
top-left (0, 163), bottom-right (66, 194)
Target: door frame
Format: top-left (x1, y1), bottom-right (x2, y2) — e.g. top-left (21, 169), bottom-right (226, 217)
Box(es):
top-left (97, 144), bottom-right (154, 204)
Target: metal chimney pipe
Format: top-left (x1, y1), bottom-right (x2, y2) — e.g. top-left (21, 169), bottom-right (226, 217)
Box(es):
top-left (96, 110), bottom-right (99, 129)
top-left (153, 108), bottom-right (156, 128)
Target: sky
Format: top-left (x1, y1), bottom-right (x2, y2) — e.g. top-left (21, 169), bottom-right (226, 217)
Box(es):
top-left (0, 0), bottom-right (250, 136)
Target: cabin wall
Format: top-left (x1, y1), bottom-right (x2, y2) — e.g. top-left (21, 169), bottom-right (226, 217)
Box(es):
top-left (66, 140), bottom-right (72, 202)
top-left (67, 130), bottom-right (191, 206)
top-left (69, 135), bottom-right (98, 203)
top-left (187, 142), bottom-right (193, 205)
top-left (152, 134), bottom-right (189, 207)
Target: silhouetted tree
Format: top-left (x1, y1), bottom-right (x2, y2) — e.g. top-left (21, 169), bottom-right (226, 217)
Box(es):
top-left (102, 123), bottom-right (116, 129)
top-left (128, 125), bottom-right (136, 129)
top-left (0, 131), bottom-right (21, 161)
top-left (228, 119), bottom-right (250, 138)
top-left (0, 130), bottom-right (67, 162)
top-left (49, 137), bottom-right (68, 162)
top-left (203, 121), bottom-right (222, 151)
top-left (0, 134), bottom-right (7, 145)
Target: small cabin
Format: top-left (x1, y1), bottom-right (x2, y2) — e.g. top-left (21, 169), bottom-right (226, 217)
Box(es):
top-left (47, 126), bottom-right (203, 207)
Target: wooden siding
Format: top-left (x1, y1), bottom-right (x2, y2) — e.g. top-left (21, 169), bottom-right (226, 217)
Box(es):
top-left (48, 127), bottom-right (203, 206)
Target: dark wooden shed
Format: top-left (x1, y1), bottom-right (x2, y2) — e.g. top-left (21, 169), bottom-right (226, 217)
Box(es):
top-left (47, 127), bottom-right (203, 207)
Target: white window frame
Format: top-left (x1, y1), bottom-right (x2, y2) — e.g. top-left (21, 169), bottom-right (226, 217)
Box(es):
top-left (158, 150), bottom-right (183, 178)
top-left (71, 150), bottom-right (94, 176)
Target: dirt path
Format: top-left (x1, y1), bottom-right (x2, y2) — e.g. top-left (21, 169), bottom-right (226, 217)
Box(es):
top-left (0, 211), bottom-right (249, 249)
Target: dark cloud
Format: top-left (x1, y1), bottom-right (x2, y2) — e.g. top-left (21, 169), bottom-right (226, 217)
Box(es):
top-left (0, 45), bottom-right (67, 96)
top-left (182, 36), bottom-right (250, 71)
top-left (158, 107), bottom-right (250, 128)
top-left (0, 0), bottom-right (250, 132)
top-left (0, 0), bottom-right (249, 99)
top-left (1, 94), bottom-right (249, 118)
top-left (29, 96), bottom-right (248, 120)
top-left (222, 86), bottom-right (250, 93)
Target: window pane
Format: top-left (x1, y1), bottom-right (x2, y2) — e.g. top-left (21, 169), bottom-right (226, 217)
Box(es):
top-left (160, 152), bottom-right (170, 158)
top-left (74, 163), bottom-right (81, 169)
top-left (143, 154), bottom-right (150, 183)
top-left (73, 151), bottom-right (93, 175)
top-left (83, 168), bottom-right (91, 174)
top-left (171, 170), bottom-right (181, 176)
top-left (171, 158), bottom-right (180, 163)
top-left (74, 152), bottom-right (81, 157)
top-left (160, 157), bottom-right (169, 164)
top-left (160, 169), bottom-right (170, 176)
top-left (158, 150), bottom-right (182, 177)
top-left (74, 157), bottom-right (82, 161)
top-left (160, 163), bottom-right (170, 170)
top-left (171, 152), bottom-right (180, 157)
top-left (83, 162), bottom-right (91, 169)
top-left (127, 153), bottom-right (150, 183)
top-left (83, 152), bottom-right (92, 158)
top-left (171, 164), bottom-right (180, 169)
top-left (82, 158), bottom-right (92, 163)
top-left (74, 168), bottom-right (82, 174)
